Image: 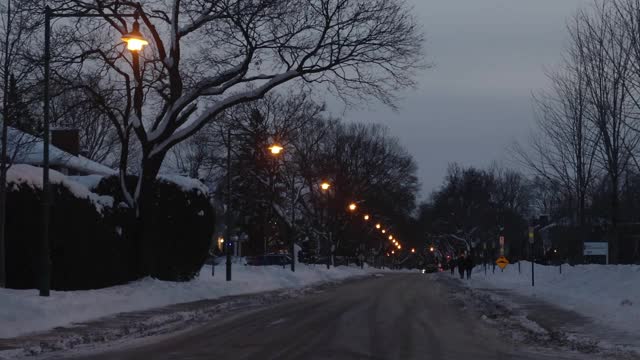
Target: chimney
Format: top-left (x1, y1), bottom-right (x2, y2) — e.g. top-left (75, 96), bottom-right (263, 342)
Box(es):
top-left (51, 128), bottom-right (80, 156)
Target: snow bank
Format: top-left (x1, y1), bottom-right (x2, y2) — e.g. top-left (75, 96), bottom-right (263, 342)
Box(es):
top-left (0, 264), bottom-right (391, 338)
top-left (7, 164), bottom-right (114, 213)
top-left (466, 262), bottom-right (640, 334)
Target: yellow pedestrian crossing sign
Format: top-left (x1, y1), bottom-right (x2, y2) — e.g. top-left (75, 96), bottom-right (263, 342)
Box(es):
top-left (496, 256), bottom-right (509, 269)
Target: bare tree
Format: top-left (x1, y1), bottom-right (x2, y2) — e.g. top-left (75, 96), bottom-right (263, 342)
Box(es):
top-left (515, 52), bottom-right (600, 230)
top-left (42, 0), bottom-right (424, 275)
top-left (572, 3), bottom-right (639, 262)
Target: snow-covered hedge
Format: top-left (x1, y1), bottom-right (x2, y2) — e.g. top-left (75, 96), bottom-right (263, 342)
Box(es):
top-left (4, 165), bottom-right (214, 290)
top-left (94, 174), bottom-right (213, 281)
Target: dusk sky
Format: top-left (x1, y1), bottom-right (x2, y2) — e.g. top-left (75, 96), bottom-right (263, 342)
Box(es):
top-left (330, 0), bottom-right (590, 199)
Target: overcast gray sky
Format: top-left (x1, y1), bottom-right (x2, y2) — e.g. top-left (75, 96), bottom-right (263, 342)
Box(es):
top-left (330, 0), bottom-right (590, 199)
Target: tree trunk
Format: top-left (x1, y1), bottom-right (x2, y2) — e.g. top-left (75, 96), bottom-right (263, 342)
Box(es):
top-left (610, 175), bottom-right (620, 264)
top-left (136, 152), bottom-right (165, 278)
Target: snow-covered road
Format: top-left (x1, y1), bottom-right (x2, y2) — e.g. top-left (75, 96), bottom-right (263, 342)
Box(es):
top-left (42, 274), bottom-right (593, 360)
top-left (0, 264), bottom-right (393, 338)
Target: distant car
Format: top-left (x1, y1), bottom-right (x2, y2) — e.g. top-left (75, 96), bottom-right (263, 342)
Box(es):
top-left (423, 264), bottom-right (438, 273)
top-left (245, 254), bottom-right (292, 266)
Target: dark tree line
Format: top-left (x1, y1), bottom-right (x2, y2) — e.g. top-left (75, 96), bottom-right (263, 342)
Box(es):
top-left (415, 164), bottom-right (531, 261)
top-left (516, 0), bottom-right (640, 264)
top-left (169, 91), bottom-right (420, 257)
top-left (0, 0), bottom-right (425, 280)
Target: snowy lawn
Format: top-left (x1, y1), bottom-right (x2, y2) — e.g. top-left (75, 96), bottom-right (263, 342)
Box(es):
top-left (0, 263), bottom-right (395, 338)
top-left (464, 262), bottom-right (640, 334)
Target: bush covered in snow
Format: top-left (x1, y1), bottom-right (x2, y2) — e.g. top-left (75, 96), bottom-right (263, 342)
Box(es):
top-left (5, 165), bottom-right (138, 290)
top-left (4, 165), bottom-right (214, 290)
top-left (95, 175), bottom-right (213, 281)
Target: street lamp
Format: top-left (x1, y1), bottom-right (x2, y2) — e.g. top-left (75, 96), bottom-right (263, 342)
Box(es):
top-left (381, 229), bottom-right (386, 234)
top-left (121, 18), bottom-right (149, 51)
top-left (320, 182), bottom-right (331, 191)
top-left (363, 214), bottom-right (370, 221)
top-left (269, 144), bottom-right (284, 155)
top-left (40, 6), bottom-right (148, 297)
top-left (375, 223), bottom-right (381, 229)
top-left (348, 203), bottom-right (357, 212)
top-left (388, 235), bottom-right (393, 240)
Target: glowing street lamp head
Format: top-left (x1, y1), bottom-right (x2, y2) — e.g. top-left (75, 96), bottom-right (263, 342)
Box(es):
top-left (381, 229), bottom-right (386, 234)
top-left (411, 248), bottom-right (416, 253)
top-left (364, 214), bottom-right (370, 221)
top-left (269, 144), bottom-right (283, 155)
top-left (122, 20), bottom-right (148, 51)
top-left (320, 182), bottom-right (331, 191)
top-left (429, 247), bottom-right (435, 252)
top-left (375, 224), bottom-right (381, 229)
top-left (391, 250), bottom-right (395, 254)
top-left (388, 235), bottom-right (393, 240)
top-left (348, 203), bottom-right (357, 212)
top-left (397, 245), bottom-right (402, 250)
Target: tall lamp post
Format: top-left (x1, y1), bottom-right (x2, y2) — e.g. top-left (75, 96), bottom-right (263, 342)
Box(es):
top-left (320, 181), bottom-right (332, 269)
top-left (41, 6), bottom-right (148, 296)
top-left (267, 144), bottom-right (296, 272)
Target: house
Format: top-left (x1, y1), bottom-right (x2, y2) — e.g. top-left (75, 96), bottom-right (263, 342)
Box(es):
top-left (6, 127), bottom-right (115, 176)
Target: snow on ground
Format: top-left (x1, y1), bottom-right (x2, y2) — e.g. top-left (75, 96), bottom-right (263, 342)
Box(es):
top-left (0, 264), bottom-right (395, 338)
top-left (465, 262), bottom-right (640, 334)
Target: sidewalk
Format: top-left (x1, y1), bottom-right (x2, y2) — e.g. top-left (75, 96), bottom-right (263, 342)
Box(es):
top-left (0, 280), bottom-right (343, 359)
top-left (490, 288), bottom-right (640, 351)
top-left (441, 274), bottom-right (640, 359)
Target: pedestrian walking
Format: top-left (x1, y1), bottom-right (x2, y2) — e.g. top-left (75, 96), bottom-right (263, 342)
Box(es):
top-left (457, 254), bottom-right (465, 279)
top-left (464, 255), bottom-right (474, 280)
top-left (449, 257), bottom-right (456, 275)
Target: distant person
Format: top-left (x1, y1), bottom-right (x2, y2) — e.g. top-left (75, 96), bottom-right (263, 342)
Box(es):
top-left (457, 254), bottom-right (465, 279)
top-left (464, 255), bottom-right (474, 279)
top-left (449, 257), bottom-right (456, 275)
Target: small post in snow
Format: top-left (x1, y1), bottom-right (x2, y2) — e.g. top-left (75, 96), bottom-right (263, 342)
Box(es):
top-left (531, 259), bottom-right (535, 287)
top-left (529, 226), bottom-right (535, 287)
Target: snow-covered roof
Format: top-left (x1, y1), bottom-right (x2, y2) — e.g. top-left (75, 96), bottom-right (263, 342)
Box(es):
top-left (7, 126), bottom-right (116, 176)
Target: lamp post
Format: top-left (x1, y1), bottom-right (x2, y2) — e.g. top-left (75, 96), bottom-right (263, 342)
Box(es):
top-left (320, 181), bottom-right (332, 269)
top-left (268, 144), bottom-right (296, 272)
top-left (225, 129), bottom-right (232, 281)
top-left (40, 6), bottom-right (148, 297)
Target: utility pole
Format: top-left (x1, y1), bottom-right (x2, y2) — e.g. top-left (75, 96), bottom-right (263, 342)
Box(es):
top-left (290, 178), bottom-right (295, 272)
top-left (40, 6), bottom-right (52, 297)
top-left (225, 128), bottom-right (232, 281)
top-left (0, 0), bottom-right (12, 289)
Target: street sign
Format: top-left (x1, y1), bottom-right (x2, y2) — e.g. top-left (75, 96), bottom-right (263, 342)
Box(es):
top-left (583, 242), bottom-right (607, 255)
top-left (584, 242), bottom-right (608, 264)
top-left (496, 256), bottom-right (509, 269)
top-left (528, 227), bottom-right (534, 244)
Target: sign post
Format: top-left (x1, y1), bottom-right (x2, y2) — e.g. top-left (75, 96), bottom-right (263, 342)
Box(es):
top-left (583, 242), bottom-right (608, 264)
top-left (483, 242), bottom-right (487, 276)
top-left (496, 256), bottom-right (509, 270)
top-left (529, 226), bottom-right (535, 287)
